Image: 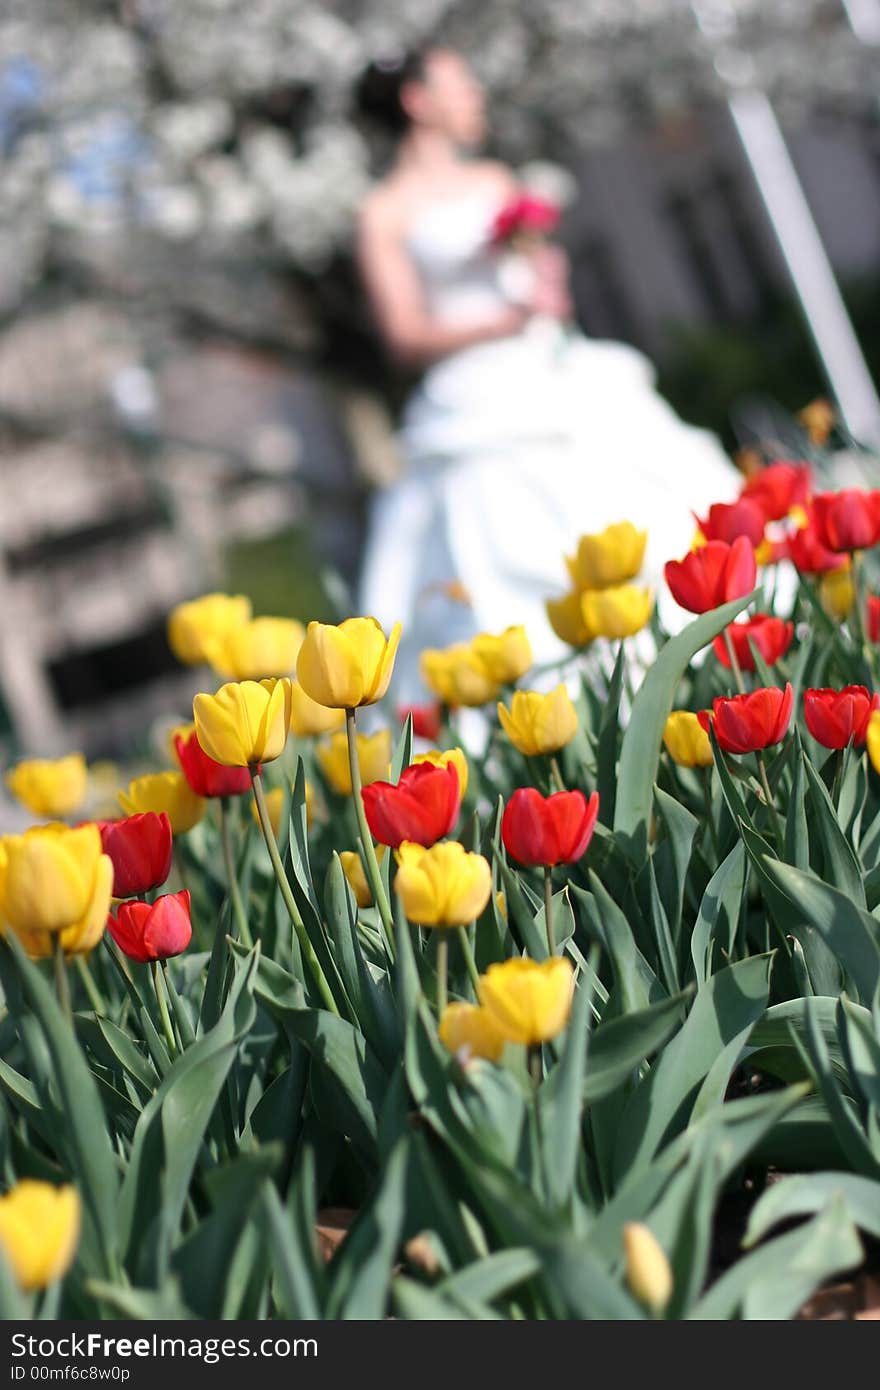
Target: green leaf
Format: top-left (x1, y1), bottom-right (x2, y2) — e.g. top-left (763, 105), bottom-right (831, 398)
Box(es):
top-left (759, 859), bottom-right (880, 1004)
top-left (745, 1170), bottom-right (880, 1246)
top-left (691, 842), bottom-right (747, 986)
top-left (688, 1198), bottom-right (862, 1320)
top-left (613, 954), bottom-right (773, 1182)
top-left (595, 641), bottom-right (626, 824)
top-left (326, 1139), bottom-right (409, 1319)
top-left (574, 875), bottom-right (663, 1014)
top-left (540, 970), bottom-right (592, 1207)
top-left (583, 990), bottom-right (692, 1104)
top-left (614, 587), bottom-right (758, 863)
top-left (438, 1248), bottom-right (541, 1306)
top-left (802, 751), bottom-right (866, 907)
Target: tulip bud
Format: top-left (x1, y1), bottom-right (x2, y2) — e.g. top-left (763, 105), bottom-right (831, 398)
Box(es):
top-left (623, 1222), bottom-right (673, 1314)
top-left (565, 522), bottom-right (647, 590)
top-left (412, 747), bottom-right (469, 798)
top-left (394, 841), bottom-right (492, 928)
top-left (97, 812), bottom-right (173, 898)
top-left (579, 584), bottom-right (653, 640)
top-left (363, 762), bottom-right (461, 848)
top-left (296, 617), bottom-right (400, 710)
top-left (119, 771), bottom-right (205, 835)
top-left (340, 846), bottom-right (387, 907)
top-left (497, 685), bottom-right (578, 757)
top-left (5, 754), bottom-right (87, 820)
top-left (193, 678), bottom-right (293, 768)
top-left (478, 956), bottom-right (574, 1046)
top-left (108, 890), bottom-right (192, 963)
top-left (167, 593), bottom-right (251, 666)
top-left (470, 625), bottom-right (533, 684)
top-left (316, 730), bottom-right (391, 797)
top-left (439, 1002), bottom-right (506, 1063)
top-left (0, 1182), bottom-right (80, 1291)
top-left (0, 824), bottom-right (113, 958)
top-left (662, 711), bottom-right (713, 769)
top-left (545, 590), bottom-right (595, 648)
top-left (420, 644), bottom-right (500, 707)
top-left (289, 681), bottom-right (346, 737)
top-left (204, 616), bottom-right (305, 681)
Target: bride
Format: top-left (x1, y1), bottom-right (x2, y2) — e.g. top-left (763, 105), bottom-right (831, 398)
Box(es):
top-left (355, 47), bottom-right (742, 701)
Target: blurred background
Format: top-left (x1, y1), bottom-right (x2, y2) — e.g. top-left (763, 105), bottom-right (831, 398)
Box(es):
top-left (1, 0), bottom-right (880, 761)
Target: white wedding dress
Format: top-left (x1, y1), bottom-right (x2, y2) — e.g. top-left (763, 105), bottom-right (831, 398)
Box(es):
top-left (359, 188), bottom-right (743, 702)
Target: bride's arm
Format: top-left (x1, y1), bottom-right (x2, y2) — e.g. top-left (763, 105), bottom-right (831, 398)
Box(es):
top-left (357, 200), bottom-right (528, 368)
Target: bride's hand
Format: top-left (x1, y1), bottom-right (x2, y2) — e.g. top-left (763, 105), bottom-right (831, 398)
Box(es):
top-left (526, 244), bottom-right (573, 320)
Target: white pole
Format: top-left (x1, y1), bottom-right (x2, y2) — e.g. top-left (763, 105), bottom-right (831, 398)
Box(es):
top-left (841, 0), bottom-right (880, 43)
top-left (727, 87), bottom-right (880, 446)
top-left (691, 2), bottom-right (880, 446)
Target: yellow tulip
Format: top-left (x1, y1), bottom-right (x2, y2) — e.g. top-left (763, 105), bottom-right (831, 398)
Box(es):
top-left (412, 747), bottom-right (469, 798)
top-left (478, 956), bottom-right (574, 1045)
top-left (545, 590), bottom-right (595, 648)
top-left (497, 685), bottom-right (578, 756)
top-left (663, 711), bottom-right (713, 769)
top-left (580, 584), bottom-right (653, 640)
top-left (205, 617), bottom-right (305, 681)
top-left (623, 1222), bottom-right (673, 1314)
top-left (0, 824), bottom-right (112, 958)
top-left (565, 522), bottom-right (647, 590)
top-left (316, 730), bottom-right (391, 797)
top-left (495, 890), bottom-right (508, 922)
top-left (799, 396), bottom-right (835, 446)
top-left (439, 1002), bottom-right (506, 1063)
top-left (866, 711), bottom-right (880, 778)
top-left (470, 626), bottom-right (532, 684)
top-left (394, 841), bottom-right (492, 928)
top-left (419, 645), bottom-right (500, 707)
top-left (167, 721), bottom-right (195, 764)
top-left (819, 565), bottom-right (854, 622)
top-left (339, 846), bottom-right (387, 908)
top-left (193, 678), bottom-right (293, 768)
top-left (0, 1182), bottom-right (80, 1291)
top-left (289, 681), bottom-right (346, 737)
top-left (119, 771), bottom-right (205, 834)
top-left (296, 617), bottom-right (401, 710)
top-left (167, 593), bottom-right (251, 665)
top-left (5, 754), bottom-right (87, 820)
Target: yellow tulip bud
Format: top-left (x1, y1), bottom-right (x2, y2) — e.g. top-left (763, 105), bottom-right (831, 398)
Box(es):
top-left (193, 678), bottom-right (293, 768)
top-left (167, 721), bottom-right (195, 764)
top-left (799, 396), bottom-right (834, 446)
top-left (5, 754), bottom-right (87, 821)
top-left (205, 617), bottom-right (305, 681)
top-left (167, 593), bottom-right (251, 666)
top-left (419, 644), bottom-right (500, 708)
top-left (470, 625), bottom-right (532, 684)
top-left (866, 710), bottom-right (880, 778)
top-left (0, 824), bottom-right (113, 958)
top-left (662, 711), bottom-right (713, 769)
top-left (439, 1002), bottom-right (506, 1063)
top-left (119, 771), bottom-right (206, 834)
top-left (0, 1182), bottom-right (80, 1291)
top-left (339, 846), bottom-right (387, 907)
top-left (478, 956), bottom-right (574, 1046)
top-left (819, 565), bottom-right (854, 622)
top-left (623, 1222), bottom-right (673, 1314)
top-left (565, 522), bottom-right (647, 590)
top-left (545, 590), bottom-right (595, 648)
top-left (579, 584), bottom-right (653, 640)
top-left (316, 730), bottom-right (391, 797)
top-left (412, 747), bottom-right (469, 798)
top-left (495, 890), bottom-right (508, 922)
top-left (497, 685), bottom-right (578, 757)
top-left (289, 681), bottom-right (346, 737)
top-left (296, 617), bottom-right (401, 710)
top-left (394, 841), bottom-right (492, 928)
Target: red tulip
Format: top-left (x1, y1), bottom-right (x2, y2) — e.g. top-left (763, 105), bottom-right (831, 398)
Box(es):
top-left (788, 520), bottom-right (847, 574)
top-left (698, 683), bottom-right (793, 754)
top-left (695, 499), bottom-right (766, 548)
top-left (97, 812), bottom-right (172, 898)
top-left (664, 537), bottom-right (756, 614)
top-left (741, 462), bottom-right (811, 521)
top-left (811, 489), bottom-right (880, 553)
top-left (361, 761), bottom-right (461, 848)
top-left (803, 685), bottom-right (879, 750)
top-left (108, 889), bottom-right (192, 963)
top-left (868, 595), bottom-right (880, 643)
top-left (501, 788), bottom-right (599, 867)
top-left (175, 730), bottom-right (252, 798)
top-left (713, 615), bottom-right (794, 672)
top-left (398, 702), bottom-right (442, 742)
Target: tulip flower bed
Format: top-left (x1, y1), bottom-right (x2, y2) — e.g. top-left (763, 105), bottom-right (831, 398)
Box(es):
top-left (4, 460), bottom-right (880, 1321)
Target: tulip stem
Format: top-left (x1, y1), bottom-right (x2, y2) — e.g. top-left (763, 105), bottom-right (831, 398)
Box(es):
top-left (528, 1044), bottom-right (549, 1199)
top-left (151, 960), bottom-right (178, 1058)
top-left (344, 708), bottom-right (395, 958)
top-left (436, 934), bottom-right (449, 1016)
top-left (251, 768), bottom-right (340, 1016)
top-left (457, 926), bottom-right (481, 996)
top-left (74, 956), bottom-right (105, 1016)
top-left (543, 866), bottom-right (556, 955)
top-left (755, 752), bottom-right (782, 840)
top-left (722, 629), bottom-right (747, 696)
top-left (53, 938), bottom-right (72, 1022)
top-left (549, 756), bottom-right (566, 793)
top-left (219, 797), bottom-right (253, 949)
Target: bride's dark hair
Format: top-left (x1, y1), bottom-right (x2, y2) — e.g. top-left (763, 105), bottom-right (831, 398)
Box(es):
top-left (355, 49), bottom-right (429, 134)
